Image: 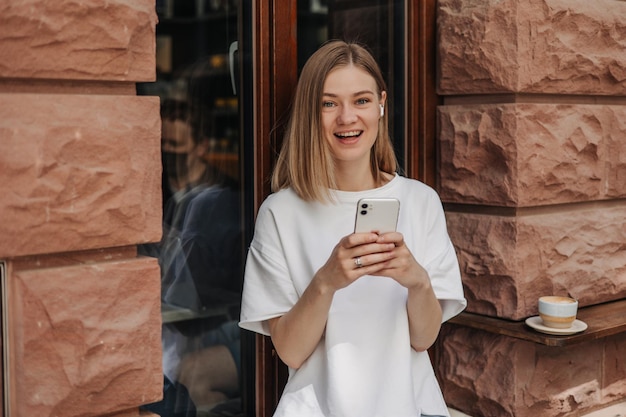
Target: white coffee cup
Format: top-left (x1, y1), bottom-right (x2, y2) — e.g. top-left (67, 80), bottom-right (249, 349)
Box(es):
top-left (538, 296), bottom-right (578, 329)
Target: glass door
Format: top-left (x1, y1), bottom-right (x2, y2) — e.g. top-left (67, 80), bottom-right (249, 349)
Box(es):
top-left (138, 1), bottom-right (248, 416)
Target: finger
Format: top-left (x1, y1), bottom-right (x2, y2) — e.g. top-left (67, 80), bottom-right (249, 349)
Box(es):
top-left (351, 242), bottom-right (396, 259)
top-left (344, 232), bottom-right (380, 248)
top-left (352, 250), bottom-right (396, 271)
top-left (376, 231), bottom-right (404, 246)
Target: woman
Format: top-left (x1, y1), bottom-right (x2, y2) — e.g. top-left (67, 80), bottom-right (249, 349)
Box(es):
top-left (239, 40), bottom-right (466, 417)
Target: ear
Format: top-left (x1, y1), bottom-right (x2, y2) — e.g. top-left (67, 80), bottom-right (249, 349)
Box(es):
top-left (379, 91), bottom-right (387, 117)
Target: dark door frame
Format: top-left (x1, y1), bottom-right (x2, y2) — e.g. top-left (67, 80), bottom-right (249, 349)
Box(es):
top-left (248, 2), bottom-right (298, 415)
top-left (406, 0), bottom-right (439, 188)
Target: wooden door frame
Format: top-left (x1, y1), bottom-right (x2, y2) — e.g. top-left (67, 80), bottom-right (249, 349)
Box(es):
top-left (249, 1), bottom-right (297, 416)
top-left (250, 1), bottom-right (438, 415)
top-left (406, 0), bottom-right (439, 187)
top-left (251, 0), bottom-right (298, 207)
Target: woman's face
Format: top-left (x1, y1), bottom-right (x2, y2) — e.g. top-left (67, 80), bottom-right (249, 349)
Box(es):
top-left (321, 64), bottom-right (386, 168)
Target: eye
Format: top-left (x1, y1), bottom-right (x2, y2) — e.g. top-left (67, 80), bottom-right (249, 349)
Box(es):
top-left (356, 97), bottom-right (370, 105)
top-left (322, 101), bottom-right (336, 108)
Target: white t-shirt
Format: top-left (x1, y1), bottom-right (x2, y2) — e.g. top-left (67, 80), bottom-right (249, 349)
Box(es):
top-left (239, 174), bottom-right (466, 417)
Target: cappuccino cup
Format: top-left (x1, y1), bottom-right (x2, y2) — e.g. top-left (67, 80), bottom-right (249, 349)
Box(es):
top-left (538, 296), bottom-right (578, 329)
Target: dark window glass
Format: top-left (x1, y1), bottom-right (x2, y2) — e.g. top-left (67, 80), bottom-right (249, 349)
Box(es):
top-left (138, 1), bottom-right (245, 415)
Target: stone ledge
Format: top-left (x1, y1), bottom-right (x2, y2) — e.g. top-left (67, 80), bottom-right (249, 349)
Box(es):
top-left (448, 299), bottom-right (626, 347)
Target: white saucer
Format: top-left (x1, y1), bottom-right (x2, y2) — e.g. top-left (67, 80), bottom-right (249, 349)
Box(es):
top-left (525, 316), bottom-right (588, 335)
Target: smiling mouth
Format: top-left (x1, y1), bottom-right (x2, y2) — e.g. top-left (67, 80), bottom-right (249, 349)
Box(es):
top-left (334, 130), bottom-right (363, 140)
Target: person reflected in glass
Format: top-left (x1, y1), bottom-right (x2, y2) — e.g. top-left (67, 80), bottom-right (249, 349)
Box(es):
top-left (239, 40), bottom-right (466, 417)
top-left (143, 88), bottom-right (242, 416)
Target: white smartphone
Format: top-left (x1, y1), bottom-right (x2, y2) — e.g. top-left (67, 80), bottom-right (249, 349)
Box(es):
top-left (353, 198), bottom-right (400, 233)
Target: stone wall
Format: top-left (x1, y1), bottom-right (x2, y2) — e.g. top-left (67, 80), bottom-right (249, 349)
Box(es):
top-left (436, 0), bottom-right (626, 415)
top-left (0, 1), bottom-right (162, 416)
top-left (440, 326), bottom-right (626, 417)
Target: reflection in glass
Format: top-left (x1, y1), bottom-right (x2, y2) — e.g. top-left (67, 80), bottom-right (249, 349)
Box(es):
top-left (138, 2), bottom-right (243, 416)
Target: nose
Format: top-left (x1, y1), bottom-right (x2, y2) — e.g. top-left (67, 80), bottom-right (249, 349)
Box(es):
top-left (337, 104), bottom-right (357, 124)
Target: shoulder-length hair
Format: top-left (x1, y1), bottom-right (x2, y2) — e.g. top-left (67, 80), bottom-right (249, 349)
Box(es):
top-left (271, 40), bottom-right (397, 202)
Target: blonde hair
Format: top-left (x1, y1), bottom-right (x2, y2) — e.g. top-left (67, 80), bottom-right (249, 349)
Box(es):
top-left (271, 40), bottom-right (397, 202)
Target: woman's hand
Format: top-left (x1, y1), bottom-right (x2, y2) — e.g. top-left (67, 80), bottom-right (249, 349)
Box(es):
top-left (267, 231), bottom-right (395, 369)
top-left (315, 231), bottom-right (397, 292)
top-left (370, 232), bottom-right (444, 352)
top-left (367, 232), bottom-right (428, 288)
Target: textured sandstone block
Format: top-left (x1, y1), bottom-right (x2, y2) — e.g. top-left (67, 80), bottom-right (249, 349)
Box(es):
top-left (439, 103), bottom-right (626, 207)
top-left (437, 325), bottom-right (626, 417)
top-left (0, 93), bottom-right (162, 258)
top-left (447, 206), bottom-right (626, 320)
top-left (6, 256), bottom-right (162, 417)
top-left (0, 0), bottom-right (157, 81)
top-left (604, 335), bottom-right (626, 402)
top-left (438, 0), bottom-right (626, 95)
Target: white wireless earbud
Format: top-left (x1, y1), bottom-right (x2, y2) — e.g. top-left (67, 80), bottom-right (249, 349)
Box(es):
top-left (380, 105), bottom-right (384, 117)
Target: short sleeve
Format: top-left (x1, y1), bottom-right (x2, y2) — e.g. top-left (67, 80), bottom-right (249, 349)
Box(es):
top-left (238, 210), bottom-right (300, 336)
top-left (422, 190), bottom-right (467, 322)
top-left (427, 239), bottom-right (467, 322)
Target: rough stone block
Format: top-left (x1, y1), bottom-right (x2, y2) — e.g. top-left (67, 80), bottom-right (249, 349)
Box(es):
top-left (604, 334), bottom-right (626, 402)
top-left (439, 103), bottom-right (626, 207)
top-left (446, 206), bottom-right (626, 320)
top-left (437, 325), bottom-right (626, 417)
top-left (438, 0), bottom-right (626, 95)
top-left (6, 256), bottom-right (162, 417)
top-left (0, 93), bottom-right (162, 258)
top-left (0, 0), bottom-right (157, 81)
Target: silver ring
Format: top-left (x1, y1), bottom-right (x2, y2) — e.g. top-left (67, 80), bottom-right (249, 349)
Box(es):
top-left (354, 257), bottom-right (363, 268)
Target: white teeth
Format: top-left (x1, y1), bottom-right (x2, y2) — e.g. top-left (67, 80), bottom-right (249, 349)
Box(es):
top-left (336, 130), bottom-right (361, 138)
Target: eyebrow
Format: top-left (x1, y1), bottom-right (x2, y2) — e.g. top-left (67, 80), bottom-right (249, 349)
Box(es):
top-left (322, 90), bottom-right (376, 98)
